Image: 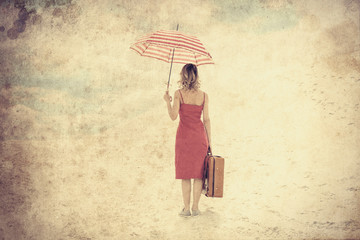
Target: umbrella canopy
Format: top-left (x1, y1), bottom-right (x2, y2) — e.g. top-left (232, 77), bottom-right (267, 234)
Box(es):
top-left (130, 30), bottom-right (214, 66)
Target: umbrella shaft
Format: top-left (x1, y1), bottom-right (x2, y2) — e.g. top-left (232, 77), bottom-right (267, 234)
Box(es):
top-left (167, 24), bottom-right (179, 91)
top-left (167, 48), bottom-right (176, 90)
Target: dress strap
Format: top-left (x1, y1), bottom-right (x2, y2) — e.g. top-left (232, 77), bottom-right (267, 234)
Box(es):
top-left (179, 90), bottom-right (184, 104)
top-left (202, 92), bottom-right (205, 106)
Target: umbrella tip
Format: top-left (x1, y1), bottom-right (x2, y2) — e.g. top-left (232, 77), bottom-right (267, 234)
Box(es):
top-left (176, 24), bottom-right (179, 31)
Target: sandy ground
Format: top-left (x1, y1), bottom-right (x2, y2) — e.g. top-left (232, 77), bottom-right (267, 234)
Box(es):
top-left (1, 134), bottom-right (360, 239)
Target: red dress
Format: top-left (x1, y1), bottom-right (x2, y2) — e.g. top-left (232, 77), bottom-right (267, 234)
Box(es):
top-left (175, 90), bottom-right (209, 179)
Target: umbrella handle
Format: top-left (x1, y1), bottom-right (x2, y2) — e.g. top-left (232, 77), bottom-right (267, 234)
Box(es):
top-left (165, 90), bottom-right (172, 102)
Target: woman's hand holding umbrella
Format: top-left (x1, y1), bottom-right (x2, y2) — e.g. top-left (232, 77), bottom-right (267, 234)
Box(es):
top-left (163, 91), bottom-right (172, 103)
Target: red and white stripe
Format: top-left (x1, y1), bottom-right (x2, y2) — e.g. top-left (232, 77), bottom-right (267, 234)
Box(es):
top-left (130, 30), bottom-right (214, 66)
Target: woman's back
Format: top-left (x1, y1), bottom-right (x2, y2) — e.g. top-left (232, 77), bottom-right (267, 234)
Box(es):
top-left (179, 89), bottom-right (205, 106)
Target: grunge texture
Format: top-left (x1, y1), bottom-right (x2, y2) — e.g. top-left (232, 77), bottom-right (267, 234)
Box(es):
top-left (0, 0), bottom-right (359, 239)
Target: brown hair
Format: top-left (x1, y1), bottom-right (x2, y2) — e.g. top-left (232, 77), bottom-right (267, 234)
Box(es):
top-left (178, 64), bottom-right (199, 90)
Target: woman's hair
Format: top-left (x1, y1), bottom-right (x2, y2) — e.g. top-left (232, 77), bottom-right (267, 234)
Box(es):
top-left (178, 64), bottom-right (199, 90)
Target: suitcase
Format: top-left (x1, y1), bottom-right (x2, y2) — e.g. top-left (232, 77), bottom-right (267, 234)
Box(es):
top-left (202, 151), bottom-right (225, 198)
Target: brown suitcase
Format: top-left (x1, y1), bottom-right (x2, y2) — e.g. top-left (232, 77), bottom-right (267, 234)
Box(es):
top-left (203, 151), bottom-right (225, 198)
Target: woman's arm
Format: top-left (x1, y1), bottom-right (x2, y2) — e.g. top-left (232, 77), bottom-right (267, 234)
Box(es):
top-left (202, 93), bottom-right (211, 148)
top-left (164, 90), bottom-right (180, 121)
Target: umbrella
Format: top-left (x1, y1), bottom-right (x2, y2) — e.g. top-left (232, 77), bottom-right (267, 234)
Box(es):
top-left (130, 25), bottom-right (214, 90)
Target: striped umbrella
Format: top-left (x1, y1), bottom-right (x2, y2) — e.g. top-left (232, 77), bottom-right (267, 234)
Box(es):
top-left (130, 26), bottom-right (214, 90)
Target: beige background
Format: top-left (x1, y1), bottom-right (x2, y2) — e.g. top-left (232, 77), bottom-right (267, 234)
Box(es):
top-left (0, 0), bottom-right (359, 239)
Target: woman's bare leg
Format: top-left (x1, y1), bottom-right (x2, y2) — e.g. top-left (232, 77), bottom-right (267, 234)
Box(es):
top-left (182, 179), bottom-right (191, 211)
top-left (192, 178), bottom-right (202, 210)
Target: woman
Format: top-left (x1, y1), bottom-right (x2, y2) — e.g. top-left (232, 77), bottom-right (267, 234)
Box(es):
top-left (163, 63), bottom-right (211, 217)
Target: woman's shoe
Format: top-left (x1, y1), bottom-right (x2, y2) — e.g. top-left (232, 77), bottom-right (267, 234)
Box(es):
top-left (179, 208), bottom-right (191, 217)
top-left (191, 209), bottom-right (201, 216)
